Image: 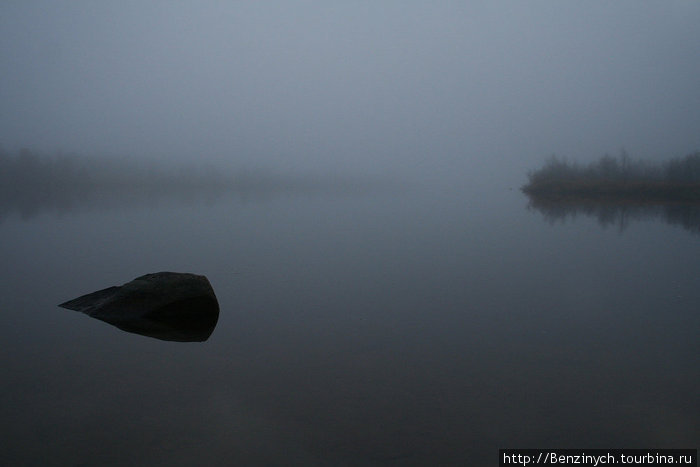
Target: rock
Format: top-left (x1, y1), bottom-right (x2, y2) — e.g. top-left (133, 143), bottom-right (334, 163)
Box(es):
top-left (59, 272), bottom-right (219, 342)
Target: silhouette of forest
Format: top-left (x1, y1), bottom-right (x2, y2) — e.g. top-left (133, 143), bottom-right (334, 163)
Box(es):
top-left (523, 151), bottom-right (700, 235)
top-left (523, 151), bottom-right (700, 200)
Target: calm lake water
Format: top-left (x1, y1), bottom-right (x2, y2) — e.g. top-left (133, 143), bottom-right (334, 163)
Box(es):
top-left (1, 181), bottom-right (698, 466)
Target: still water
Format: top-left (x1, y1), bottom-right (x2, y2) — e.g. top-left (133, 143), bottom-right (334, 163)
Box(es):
top-left (1, 181), bottom-right (698, 466)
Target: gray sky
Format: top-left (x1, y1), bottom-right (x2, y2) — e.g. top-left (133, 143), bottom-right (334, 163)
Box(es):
top-left (1, 1), bottom-right (699, 182)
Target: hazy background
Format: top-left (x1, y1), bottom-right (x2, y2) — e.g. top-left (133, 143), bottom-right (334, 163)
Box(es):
top-left (2, 1), bottom-right (699, 187)
top-left (2, 4), bottom-right (700, 464)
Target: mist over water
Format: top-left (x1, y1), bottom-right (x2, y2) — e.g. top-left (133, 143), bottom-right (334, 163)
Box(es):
top-left (2, 173), bottom-right (698, 465)
top-left (1, 2), bottom-right (699, 466)
top-left (0, 148), bottom-right (395, 223)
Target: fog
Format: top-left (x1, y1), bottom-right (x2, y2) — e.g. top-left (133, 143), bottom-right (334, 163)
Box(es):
top-left (2, 4), bottom-right (700, 464)
top-left (2, 2), bottom-right (699, 186)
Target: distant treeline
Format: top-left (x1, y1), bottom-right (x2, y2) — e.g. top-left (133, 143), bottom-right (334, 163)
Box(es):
top-left (0, 147), bottom-right (236, 196)
top-left (0, 147), bottom-right (242, 220)
top-left (522, 151), bottom-right (700, 200)
top-left (0, 147), bottom-right (384, 221)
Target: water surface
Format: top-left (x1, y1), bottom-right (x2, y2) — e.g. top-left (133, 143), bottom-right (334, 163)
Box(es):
top-left (1, 182), bottom-right (697, 466)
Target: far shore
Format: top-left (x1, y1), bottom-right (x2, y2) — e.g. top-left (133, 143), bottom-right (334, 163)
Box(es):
top-left (522, 152), bottom-right (700, 202)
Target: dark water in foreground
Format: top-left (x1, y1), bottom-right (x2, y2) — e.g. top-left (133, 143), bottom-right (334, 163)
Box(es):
top-left (1, 182), bottom-right (698, 466)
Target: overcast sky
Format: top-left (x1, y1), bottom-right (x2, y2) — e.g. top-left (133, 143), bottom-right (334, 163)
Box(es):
top-left (1, 1), bottom-right (699, 182)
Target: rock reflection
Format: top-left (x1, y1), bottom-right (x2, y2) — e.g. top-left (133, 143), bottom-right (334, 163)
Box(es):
top-left (59, 272), bottom-right (219, 342)
top-left (525, 194), bottom-right (700, 235)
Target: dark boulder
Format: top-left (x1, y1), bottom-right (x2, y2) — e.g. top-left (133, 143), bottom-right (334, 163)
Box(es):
top-left (59, 272), bottom-right (219, 342)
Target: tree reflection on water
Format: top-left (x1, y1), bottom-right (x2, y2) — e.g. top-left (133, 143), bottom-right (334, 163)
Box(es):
top-left (525, 194), bottom-right (700, 235)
